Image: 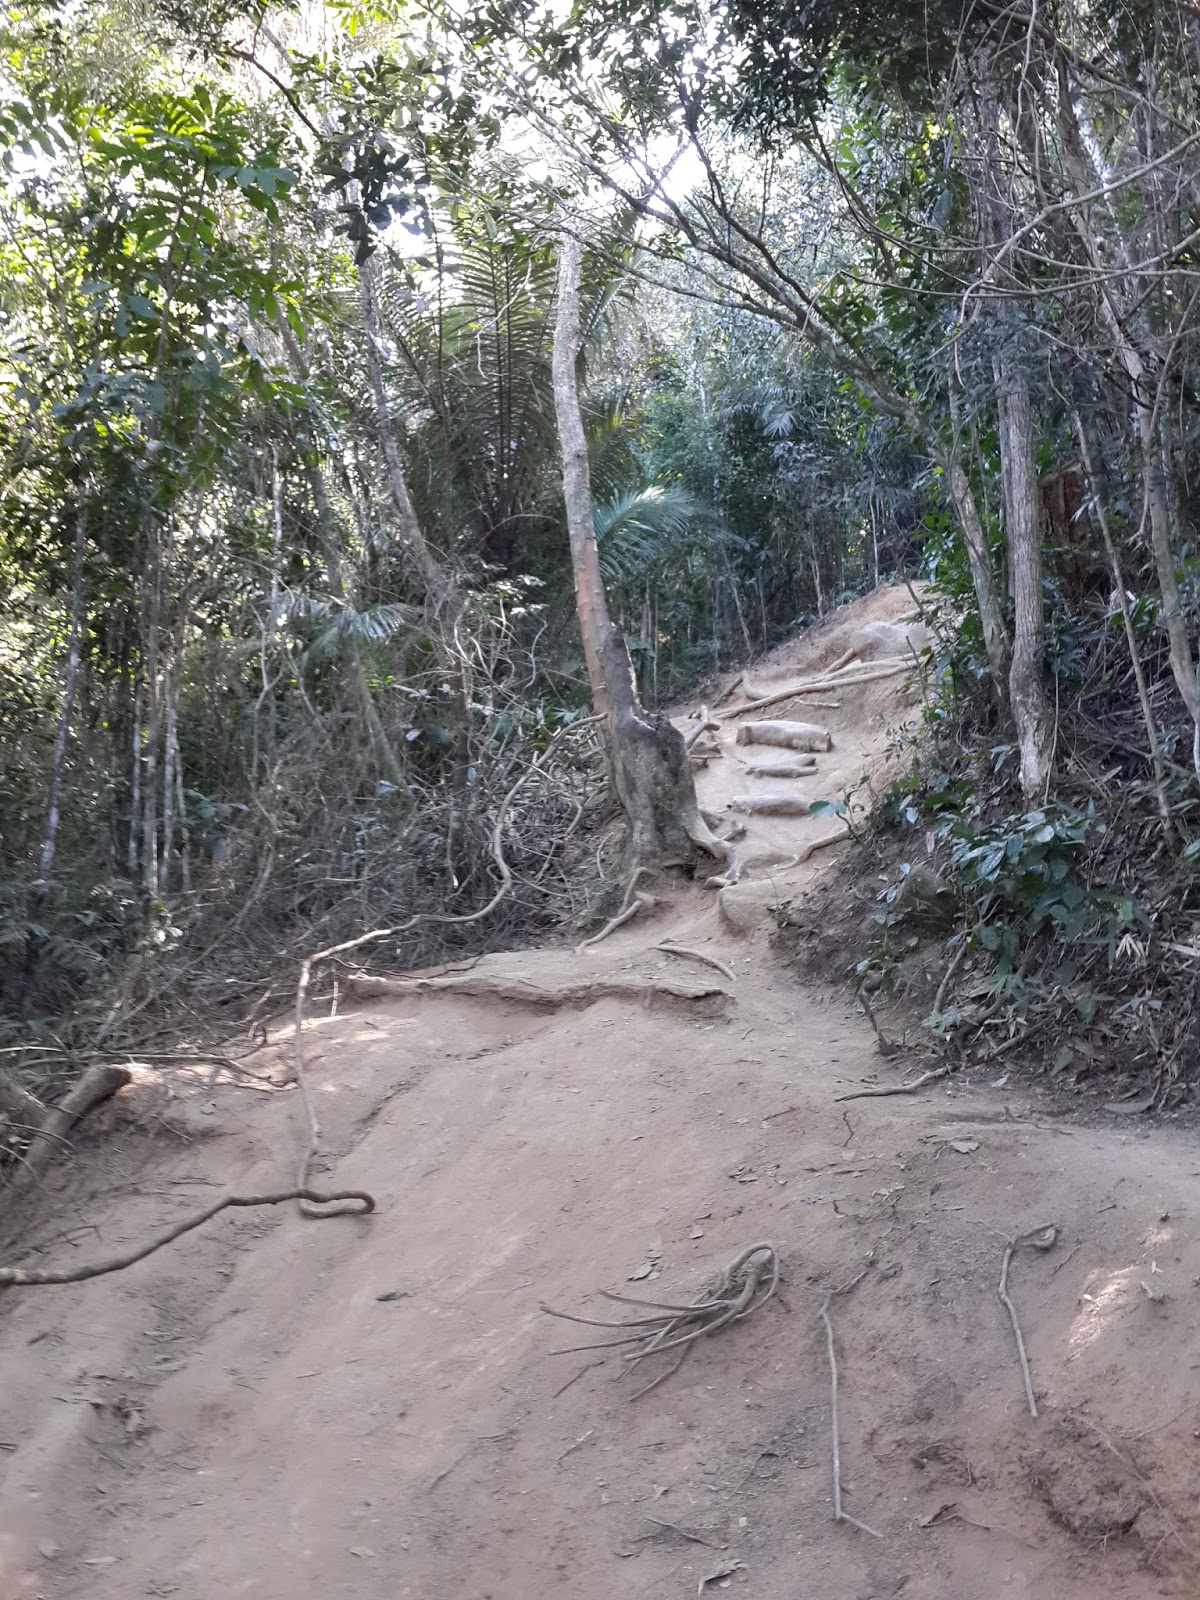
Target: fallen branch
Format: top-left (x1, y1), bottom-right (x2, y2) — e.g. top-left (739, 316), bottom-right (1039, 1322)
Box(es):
top-left (684, 706), bottom-right (721, 752)
top-left (10, 1064), bottom-right (131, 1193)
top-left (835, 1065), bottom-right (950, 1103)
top-left (998, 1224), bottom-right (1058, 1419)
top-left (717, 660), bottom-right (909, 719)
top-left (856, 986), bottom-right (898, 1057)
top-left (820, 1263), bottom-right (882, 1538)
top-left (929, 936), bottom-right (969, 1022)
top-left (0, 1187), bottom-right (374, 1288)
top-left (655, 944), bottom-right (736, 983)
top-left (347, 972), bottom-right (731, 1009)
top-left (541, 1243), bottom-right (778, 1400)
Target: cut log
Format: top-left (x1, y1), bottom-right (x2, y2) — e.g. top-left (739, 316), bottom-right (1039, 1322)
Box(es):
top-left (735, 720), bottom-right (832, 753)
top-left (735, 755), bottom-right (818, 778)
top-left (730, 795), bottom-right (818, 816)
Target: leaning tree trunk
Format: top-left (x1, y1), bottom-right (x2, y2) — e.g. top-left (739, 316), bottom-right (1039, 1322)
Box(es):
top-left (552, 229), bottom-right (724, 870)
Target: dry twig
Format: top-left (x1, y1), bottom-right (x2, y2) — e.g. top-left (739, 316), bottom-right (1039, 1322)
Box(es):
top-left (820, 1263), bottom-right (882, 1538)
top-left (998, 1224), bottom-right (1058, 1418)
top-left (835, 1065), bottom-right (950, 1103)
top-left (541, 1243), bottom-right (778, 1400)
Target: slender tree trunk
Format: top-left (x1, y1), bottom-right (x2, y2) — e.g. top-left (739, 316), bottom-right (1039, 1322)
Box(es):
top-left (994, 340), bottom-right (1054, 798)
top-left (552, 235), bottom-right (613, 719)
top-left (358, 257), bottom-right (471, 861)
top-left (128, 677), bottom-right (142, 878)
top-left (1075, 411), bottom-right (1174, 842)
top-left (303, 460), bottom-right (407, 791)
top-left (140, 529), bottom-right (161, 899)
top-left (552, 230), bottom-right (724, 868)
top-left (358, 260), bottom-right (449, 604)
top-left (34, 501), bottom-right (87, 892)
top-left (1056, 74), bottom-right (1200, 764)
top-left (171, 708), bottom-right (192, 893)
top-left (939, 386), bottom-right (1010, 695)
top-left (278, 320), bottom-right (407, 792)
top-left (161, 665), bottom-right (176, 892)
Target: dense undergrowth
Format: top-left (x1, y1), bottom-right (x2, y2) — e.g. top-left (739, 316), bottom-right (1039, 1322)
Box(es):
top-left (782, 579), bottom-right (1200, 1107)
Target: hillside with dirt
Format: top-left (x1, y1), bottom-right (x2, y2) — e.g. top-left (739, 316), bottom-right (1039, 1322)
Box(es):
top-left (3, 589), bottom-right (1200, 1600)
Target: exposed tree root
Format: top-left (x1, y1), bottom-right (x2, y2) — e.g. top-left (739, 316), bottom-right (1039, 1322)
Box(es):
top-left (0, 1188), bottom-right (374, 1290)
top-left (9, 1064), bottom-right (131, 1194)
top-left (541, 1242), bottom-right (778, 1400)
top-left (345, 972), bottom-right (731, 1009)
top-left (579, 889), bottom-right (662, 947)
top-left (655, 944), bottom-right (737, 983)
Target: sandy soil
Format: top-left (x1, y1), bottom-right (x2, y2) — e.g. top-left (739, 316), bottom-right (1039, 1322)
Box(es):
top-left (3, 585), bottom-right (1200, 1600)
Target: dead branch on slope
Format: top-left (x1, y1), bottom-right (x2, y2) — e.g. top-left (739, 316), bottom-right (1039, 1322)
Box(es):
top-left (541, 1242), bottom-right (779, 1400)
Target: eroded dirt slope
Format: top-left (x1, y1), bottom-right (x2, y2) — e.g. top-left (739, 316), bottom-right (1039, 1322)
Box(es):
top-left (3, 585), bottom-right (1199, 1600)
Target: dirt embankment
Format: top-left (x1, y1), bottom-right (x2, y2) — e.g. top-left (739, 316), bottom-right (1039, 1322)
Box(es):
top-left (3, 584), bottom-right (1200, 1600)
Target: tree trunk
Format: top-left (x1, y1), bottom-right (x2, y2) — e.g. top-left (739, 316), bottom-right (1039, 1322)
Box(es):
top-left (358, 257), bottom-right (471, 857)
top-left (358, 259), bottom-right (450, 606)
top-left (994, 340), bottom-right (1054, 798)
top-left (552, 230), bottom-right (724, 869)
top-left (1055, 72), bottom-right (1200, 765)
top-left (938, 386), bottom-right (1010, 695)
top-left (34, 500), bottom-right (87, 892)
top-left (551, 235), bottom-right (613, 720)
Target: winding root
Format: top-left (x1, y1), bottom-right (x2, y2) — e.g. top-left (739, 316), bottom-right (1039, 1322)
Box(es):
top-left (0, 1189), bottom-right (374, 1290)
top-left (577, 892), bottom-right (657, 951)
top-left (656, 944), bottom-right (737, 983)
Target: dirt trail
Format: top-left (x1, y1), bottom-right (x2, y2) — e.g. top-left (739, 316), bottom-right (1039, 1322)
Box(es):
top-left (4, 586), bottom-right (1200, 1600)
